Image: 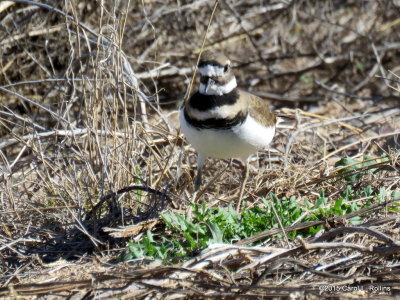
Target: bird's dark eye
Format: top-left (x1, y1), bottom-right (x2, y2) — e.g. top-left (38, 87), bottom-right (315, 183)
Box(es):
top-left (224, 64), bottom-right (229, 72)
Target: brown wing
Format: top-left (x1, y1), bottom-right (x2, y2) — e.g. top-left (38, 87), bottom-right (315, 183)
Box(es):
top-left (238, 90), bottom-right (276, 127)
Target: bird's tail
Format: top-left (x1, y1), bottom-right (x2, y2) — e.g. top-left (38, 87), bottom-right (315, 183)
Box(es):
top-left (275, 111), bottom-right (298, 130)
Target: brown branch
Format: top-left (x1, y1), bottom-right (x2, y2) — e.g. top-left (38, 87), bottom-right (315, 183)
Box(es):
top-left (313, 226), bottom-right (400, 246)
top-left (301, 241), bottom-right (400, 256)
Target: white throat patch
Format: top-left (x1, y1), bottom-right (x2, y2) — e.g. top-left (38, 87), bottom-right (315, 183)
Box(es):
top-left (198, 65), bottom-right (225, 77)
top-left (199, 76), bottom-right (237, 96)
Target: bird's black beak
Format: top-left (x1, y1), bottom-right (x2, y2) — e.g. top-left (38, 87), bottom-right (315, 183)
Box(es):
top-left (205, 77), bottom-right (215, 93)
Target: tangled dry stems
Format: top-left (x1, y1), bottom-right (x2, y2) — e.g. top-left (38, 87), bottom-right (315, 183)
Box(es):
top-left (0, 0), bottom-right (399, 298)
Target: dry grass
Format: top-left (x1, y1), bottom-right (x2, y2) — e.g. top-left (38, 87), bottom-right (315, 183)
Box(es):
top-left (0, 0), bottom-right (399, 298)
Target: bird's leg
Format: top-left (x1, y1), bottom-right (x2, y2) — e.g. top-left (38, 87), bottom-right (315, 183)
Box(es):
top-left (236, 159), bottom-right (249, 212)
top-left (194, 152), bottom-right (205, 191)
top-left (187, 152), bottom-right (205, 220)
top-left (194, 168), bottom-right (202, 191)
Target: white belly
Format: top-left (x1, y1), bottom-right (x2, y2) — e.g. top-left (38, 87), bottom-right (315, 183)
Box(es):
top-left (179, 109), bottom-right (275, 160)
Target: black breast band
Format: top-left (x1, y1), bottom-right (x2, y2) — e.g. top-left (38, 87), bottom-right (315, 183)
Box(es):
top-left (188, 89), bottom-right (239, 111)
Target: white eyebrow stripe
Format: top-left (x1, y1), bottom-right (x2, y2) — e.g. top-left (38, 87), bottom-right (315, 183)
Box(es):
top-left (198, 65), bottom-right (225, 77)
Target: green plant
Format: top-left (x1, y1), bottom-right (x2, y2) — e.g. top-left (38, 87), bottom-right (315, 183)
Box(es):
top-left (334, 155), bottom-right (389, 182)
top-left (117, 180), bottom-right (397, 263)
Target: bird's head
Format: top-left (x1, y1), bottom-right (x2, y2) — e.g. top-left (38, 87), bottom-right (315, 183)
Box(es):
top-left (198, 51), bottom-right (237, 96)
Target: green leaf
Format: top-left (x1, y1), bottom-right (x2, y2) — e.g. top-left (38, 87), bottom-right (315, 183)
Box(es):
top-left (314, 190), bottom-right (327, 209)
top-left (391, 190), bottom-right (400, 199)
top-left (207, 222), bottom-right (224, 244)
top-left (335, 157), bottom-right (362, 181)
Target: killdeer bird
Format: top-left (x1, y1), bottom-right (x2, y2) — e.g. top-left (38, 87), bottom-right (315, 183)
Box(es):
top-left (180, 51), bottom-right (277, 209)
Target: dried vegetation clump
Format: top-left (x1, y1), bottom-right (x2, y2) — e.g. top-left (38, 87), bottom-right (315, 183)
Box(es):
top-left (0, 0), bottom-right (399, 298)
